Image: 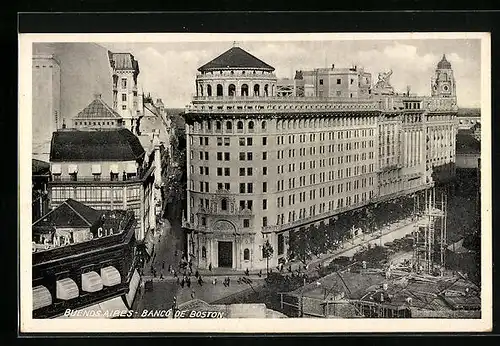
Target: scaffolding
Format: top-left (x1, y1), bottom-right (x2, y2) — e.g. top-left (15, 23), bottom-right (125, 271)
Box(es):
top-left (412, 187), bottom-right (448, 275)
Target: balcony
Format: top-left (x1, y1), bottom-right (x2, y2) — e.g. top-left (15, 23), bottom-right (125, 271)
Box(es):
top-left (49, 166), bottom-right (155, 186)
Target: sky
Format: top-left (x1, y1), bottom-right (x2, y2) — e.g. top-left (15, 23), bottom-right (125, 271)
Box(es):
top-left (100, 38), bottom-right (482, 108)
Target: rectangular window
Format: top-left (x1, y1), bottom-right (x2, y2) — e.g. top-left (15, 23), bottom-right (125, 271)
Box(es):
top-left (217, 152), bottom-right (223, 160)
top-left (122, 105), bottom-right (127, 110)
top-left (247, 138), bottom-right (253, 146)
top-left (247, 152), bottom-right (253, 161)
top-left (262, 152), bottom-right (267, 160)
top-left (204, 137), bottom-right (209, 145)
top-left (199, 137), bottom-right (203, 146)
top-left (224, 152), bottom-right (230, 161)
top-left (247, 200), bottom-right (253, 211)
top-left (243, 219), bottom-right (250, 228)
top-left (217, 167), bottom-right (223, 176)
top-left (263, 167), bottom-right (267, 175)
top-left (319, 79), bottom-right (324, 85)
top-left (240, 183), bottom-right (246, 193)
top-left (217, 183), bottom-right (223, 190)
top-left (239, 152), bottom-right (246, 161)
top-left (217, 137), bottom-right (223, 146)
top-left (247, 167), bottom-right (253, 176)
top-left (224, 137), bottom-right (230, 146)
top-left (199, 166), bottom-right (204, 175)
top-left (263, 199), bottom-right (267, 210)
top-left (205, 182), bottom-right (209, 192)
top-left (224, 183), bottom-right (230, 191)
top-left (200, 182), bottom-right (204, 192)
top-left (121, 78), bottom-right (127, 89)
top-left (262, 137), bottom-right (267, 145)
top-left (224, 168), bottom-right (230, 176)
top-left (204, 152), bottom-right (208, 160)
top-left (337, 78), bottom-right (341, 84)
top-left (240, 200), bottom-right (246, 210)
top-left (122, 93), bottom-right (127, 102)
top-left (239, 138), bottom-right (245, 146)
top-left (247, 183), bottom-right (253, 193)
top-left (262, 217), bottom-right (268, 227)
top-left (240, 168), bottom-right (246, 176)
top-left (263, 182), bottom-right (267, 193)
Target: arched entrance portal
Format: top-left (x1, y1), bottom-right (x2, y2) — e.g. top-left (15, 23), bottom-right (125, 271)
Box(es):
top-left (213, 220), bottom-right (237, 268)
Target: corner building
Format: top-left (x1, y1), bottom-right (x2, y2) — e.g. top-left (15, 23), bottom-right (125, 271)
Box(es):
top-left (182, 48), bottom-right (458, 271)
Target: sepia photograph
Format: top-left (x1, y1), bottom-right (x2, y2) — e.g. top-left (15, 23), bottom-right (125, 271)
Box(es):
top-left (19, 32), bottom-right (491, 333)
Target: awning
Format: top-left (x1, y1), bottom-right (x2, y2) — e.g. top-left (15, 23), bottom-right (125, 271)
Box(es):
top-left (33, 285), bottom-right (52, 310)
top-left (91, 164), bottom-right (102, 174)
top-left (68, 164), bottom-right (78, 174)
top-left (81, 271), bottom-right (104, 293)
top-left (125, 269), bottom-right (141, 307)
top-left (126, 162), bottom-right (137, 174)
top-left (110, 164), bottom-right (119, 174)
top-left (51, 164), bottom-right (61, 174)
top-left (56, 278), bottom-right (79, 300)
top-left (101, 266), bottom-right (121, 287)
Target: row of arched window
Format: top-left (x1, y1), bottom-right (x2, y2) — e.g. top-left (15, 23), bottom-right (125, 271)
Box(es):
top-left (275, 116), bottom-right (377, 130)
top-left (191, 120), bottom-right (267, 132)
top-left (198, 83), bottom-right (273, 97)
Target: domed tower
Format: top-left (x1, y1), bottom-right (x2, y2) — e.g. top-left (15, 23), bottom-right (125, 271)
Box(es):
top-left (195, 46), bottom-right (277, 98)
top-left (431, 54), bottom-right (456, 99)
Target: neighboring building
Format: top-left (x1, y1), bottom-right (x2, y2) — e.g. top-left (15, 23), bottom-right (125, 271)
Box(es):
top-left (32, 199), bottom-right (141, 319)
top-left (299, 64), bottom-right (373, 98)
top-left (182, 46), bottom-right (458, 271)
top-left (177, 299), bottom-right (288, 318)
top-left (47, 127), bottom-right (156, 250)
top-left (456, 128), bottom-right (481, 169)
top-left (279, 270), bottom-right (480, 318)
top-left (32, 43), bottom-right (143, 161)
top-left (32, 159), bottom-right (51, 221)
top-left (72, 94), bottom-right (124, 130)
top-left (32, 43), bottom-right (114, 162)
top-left (276, 78), bottom-right (295, 97)
top-left (108, 51), bottom-right (142, 131)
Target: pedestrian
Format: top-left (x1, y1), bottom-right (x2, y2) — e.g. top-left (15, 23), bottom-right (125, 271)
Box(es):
top-left (198, 276), bottom-right (203, 286)
top-left (162, 261), bottom-right (165, 270)
top-left (191, 290), bottom-right (195, 299)
top-left (180, 278), bottom-right (185, 288)
top-left (168, 264), bottom-right (172, 272)
top-left (209, 263), bottom-right (212, 272)
top-left (245, 268), bottom-right (249, 276)
top-left (160, 271), bottom-right (164, 280)
top-left (187, 277), bottom-right (191, 288)
top-left (195, 270), bottom-right (199, 278)
top-left (226, 277), bottom-right (230, 287)
top-left (176, 277), bottom-right (180, 285)
top-left (258, 270), bottom-right (262, 278)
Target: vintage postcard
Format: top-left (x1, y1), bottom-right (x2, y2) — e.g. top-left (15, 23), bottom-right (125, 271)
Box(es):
top-left (19, 32), bottom-right (491, 333)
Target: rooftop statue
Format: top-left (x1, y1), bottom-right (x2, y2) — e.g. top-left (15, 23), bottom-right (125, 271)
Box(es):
top-left (373, 69), bottom-right (394, 95)
top-left (375, 69), bottom-right (393, 89)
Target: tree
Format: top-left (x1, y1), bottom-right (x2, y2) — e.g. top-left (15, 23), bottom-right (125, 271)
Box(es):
top-left (262, 239), bottom-right (274, 276)
top-left (287, 229), bottom-right (312, 266)
top-left (309, 224), bottom-right (326, 257)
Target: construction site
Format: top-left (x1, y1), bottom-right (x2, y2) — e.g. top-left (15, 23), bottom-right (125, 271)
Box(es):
top-left (278, 187), bottom-right (481, 318)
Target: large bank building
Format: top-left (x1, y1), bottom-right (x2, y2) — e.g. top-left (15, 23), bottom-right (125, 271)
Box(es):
top-left (182, 46), bottom-right (458, 271)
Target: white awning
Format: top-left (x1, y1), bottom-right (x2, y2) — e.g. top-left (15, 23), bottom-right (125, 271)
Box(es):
top-left (125, 269), bottom-right (141, 307)
top-left (99, 296), bottom-right (129, 313)
top-left (91, 164), bottom-right (102, 174)
top-left (126, 162), bottom-right (137, 174)
top-left (101, 266), bottom-right (121, 287)
top-left (68, 164), bottom-right (78, 174)
top-left (56, 278), bottom-right (79, 300)
top-left (81, 271), bottom-right (103, 293)
top-left (51, 164), bottom-right (61, 174)
top-left (33, 285), bottom-right (52, 310)
top-left (110, 164), bottom-right (119, 174)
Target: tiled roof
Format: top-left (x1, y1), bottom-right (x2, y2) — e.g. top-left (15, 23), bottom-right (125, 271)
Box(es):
top-left (50, 129), bottom-right (145, 162)
top-left (437, 54), bottom-right (452, 69)
top-left (33, 198), bottom-right (103, 228)
top-left (75, 97), bottom-right (122, 119)
top-left (198, 47), bottom-right (275, 72)
top-left (108, 52), bottom-right (139, 71)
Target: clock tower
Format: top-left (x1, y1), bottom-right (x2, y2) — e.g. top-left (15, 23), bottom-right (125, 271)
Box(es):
top-left (431, 54), bottom-right (456, 98)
